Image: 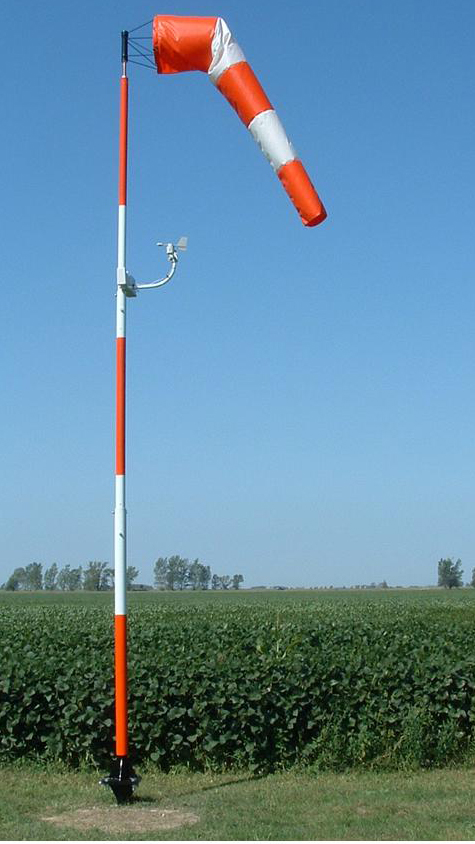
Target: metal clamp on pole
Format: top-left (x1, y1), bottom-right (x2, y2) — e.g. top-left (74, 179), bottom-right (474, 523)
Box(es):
top-left (121, 30), bottom-right (128, 72)
top-left (117, 268), bottom-right (137, 297)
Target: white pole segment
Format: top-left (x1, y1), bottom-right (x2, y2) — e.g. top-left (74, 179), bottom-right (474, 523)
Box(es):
top-left (118, 205), bottom-right (127, 270)
top-left (114, 483), bottom-right (127, 616)
top-left (116, 281), bottom-right (126, 339)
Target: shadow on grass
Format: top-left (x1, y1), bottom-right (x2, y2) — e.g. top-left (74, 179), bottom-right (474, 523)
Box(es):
top-left (172, 771), bottom-right (269, 797)
top-left (127, 794), bottom-right (158, 806)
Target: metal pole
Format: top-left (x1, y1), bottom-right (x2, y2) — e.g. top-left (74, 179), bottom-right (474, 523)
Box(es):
top-left (115, 33), bottom-right (129, 764)
top-left (100, 30), bottom-right (140, 803)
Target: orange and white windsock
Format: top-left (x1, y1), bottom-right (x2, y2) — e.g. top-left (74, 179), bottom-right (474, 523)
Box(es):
top-left (152, 16), bottom-right (327, 227)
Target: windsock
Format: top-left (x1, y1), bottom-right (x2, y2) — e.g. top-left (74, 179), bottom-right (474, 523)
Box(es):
top-left (152, 16), bottom-right (326, 227)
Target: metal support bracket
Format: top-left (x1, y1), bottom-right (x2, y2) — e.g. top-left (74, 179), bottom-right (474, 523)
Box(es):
top-left (120, 237), bottom-right (187, 294)
top-left (117, 267), bottom-right (137, 297)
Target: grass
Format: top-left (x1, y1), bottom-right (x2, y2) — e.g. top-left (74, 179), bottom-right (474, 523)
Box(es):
top-left (2, 761), bottom-right (475, 840)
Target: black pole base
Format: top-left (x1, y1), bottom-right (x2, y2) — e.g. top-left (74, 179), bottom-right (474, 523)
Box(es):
top-left (100, 756), bottom-right (141, 804)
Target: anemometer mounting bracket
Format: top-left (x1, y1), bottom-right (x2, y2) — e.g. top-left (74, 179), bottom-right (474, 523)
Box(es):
top-left (117, 237), bottom-right (188, 297)
top-left (117, 267), bottom-right (137, 297)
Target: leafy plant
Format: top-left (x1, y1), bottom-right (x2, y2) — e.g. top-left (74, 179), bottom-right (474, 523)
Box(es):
top-left (2, 595), bottom-right (475, 772)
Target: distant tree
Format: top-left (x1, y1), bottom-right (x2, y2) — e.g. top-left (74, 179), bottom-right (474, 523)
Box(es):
top-left (187, 559), bottom-right (211, 590)
top-left (56, 565), bottom-right (81, 591)
top-left (44, 563), bottom-right (58, 591)
top-left (83, 561), bottom-right (112, 591)
top-left (57, 565), bottom-right (83, 591)
top-left (126, 566), bottom-right (139, 590)
top-left (154, 557), bottom-right (168, 590)
top-left (4, 567), bottom-right (26, 591)
top-left (166, 556), bottom-right (180, 590)
top-left (211, 574), bottom-right (220, 590)
top-left (187, 559), bottom-right (202, 590)
top-left (471, 568), bottom-right (475, 588)
top-left (154, 556), bottom-right (211, 590)
top-left (69, 567), bottom-right (83, 591)
top-left (199, 564), bottom-right (211, 590)
top-left (220, 575), bottom-right (232, 590)
top-left (24, 562), bottom-right (43, 591)
top-left (176, 557), bottom-right (190, 591)
top-left (166, 555), bottom-right (189, 590)
top-left (438, 557), bottom-right (463, 589)
top-left (57, 565), bottom-right (71, 591)
top-left (232, 574), bottom-right (244, 590)
top-left (188, 560), bottom-right (212, 590)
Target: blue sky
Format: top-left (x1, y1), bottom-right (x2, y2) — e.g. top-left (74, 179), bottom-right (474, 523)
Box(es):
top-left (2, 0), bottom-right (475, 588)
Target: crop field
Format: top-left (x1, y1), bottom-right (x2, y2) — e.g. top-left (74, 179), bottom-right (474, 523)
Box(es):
top-left (2, 588), bottom-right (475, 773)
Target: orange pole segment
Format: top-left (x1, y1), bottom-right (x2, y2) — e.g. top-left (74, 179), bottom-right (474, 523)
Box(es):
top-left (114, 614), bottom-right (128, 756)
top-left (119, 77), bottom-right (128, 206)
top-left (116, 337), bottom-right (126, 476)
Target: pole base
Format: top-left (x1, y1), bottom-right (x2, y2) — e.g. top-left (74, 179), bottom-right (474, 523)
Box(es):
top-left (100, 756), bottom-right (141, 804)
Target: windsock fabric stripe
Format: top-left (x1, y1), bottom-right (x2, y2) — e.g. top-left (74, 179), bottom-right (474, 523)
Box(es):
top-left (208, 17), bottom-right (245, 83)
top-left (215, 61), bottom-right (273, 127)
top-left (277, 160), bottom-right (325, 227)
top-left (152, 16), bottom-right (216, 73)
top-left (248, 110), bottom-right (296, 172)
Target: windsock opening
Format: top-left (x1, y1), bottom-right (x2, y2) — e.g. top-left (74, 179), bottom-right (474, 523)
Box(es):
top-left (152, 15), bottom-right (326, 227)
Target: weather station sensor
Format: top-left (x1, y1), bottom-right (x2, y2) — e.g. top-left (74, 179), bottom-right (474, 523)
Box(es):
top-left (117, 237), bottom-right (187, 297)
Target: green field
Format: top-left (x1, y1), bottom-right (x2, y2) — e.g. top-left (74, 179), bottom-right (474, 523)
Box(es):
top-left (2, 587), bottom-right (475, 774)
top-left (2, 583), bottom-right (474, 607)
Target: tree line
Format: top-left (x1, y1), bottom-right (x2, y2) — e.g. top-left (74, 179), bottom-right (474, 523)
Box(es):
top-left (1, 561), bottom-right (139, 592)
top-left (1, 556), bottom-right (244, 592)
top-left (153, 556), bottom-right (243, 590)
top-left (3, 555), bottom-right (474, 592)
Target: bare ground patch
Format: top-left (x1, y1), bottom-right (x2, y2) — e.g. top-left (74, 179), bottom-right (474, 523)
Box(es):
top-left (42, 805), bottom-right (199, 835)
